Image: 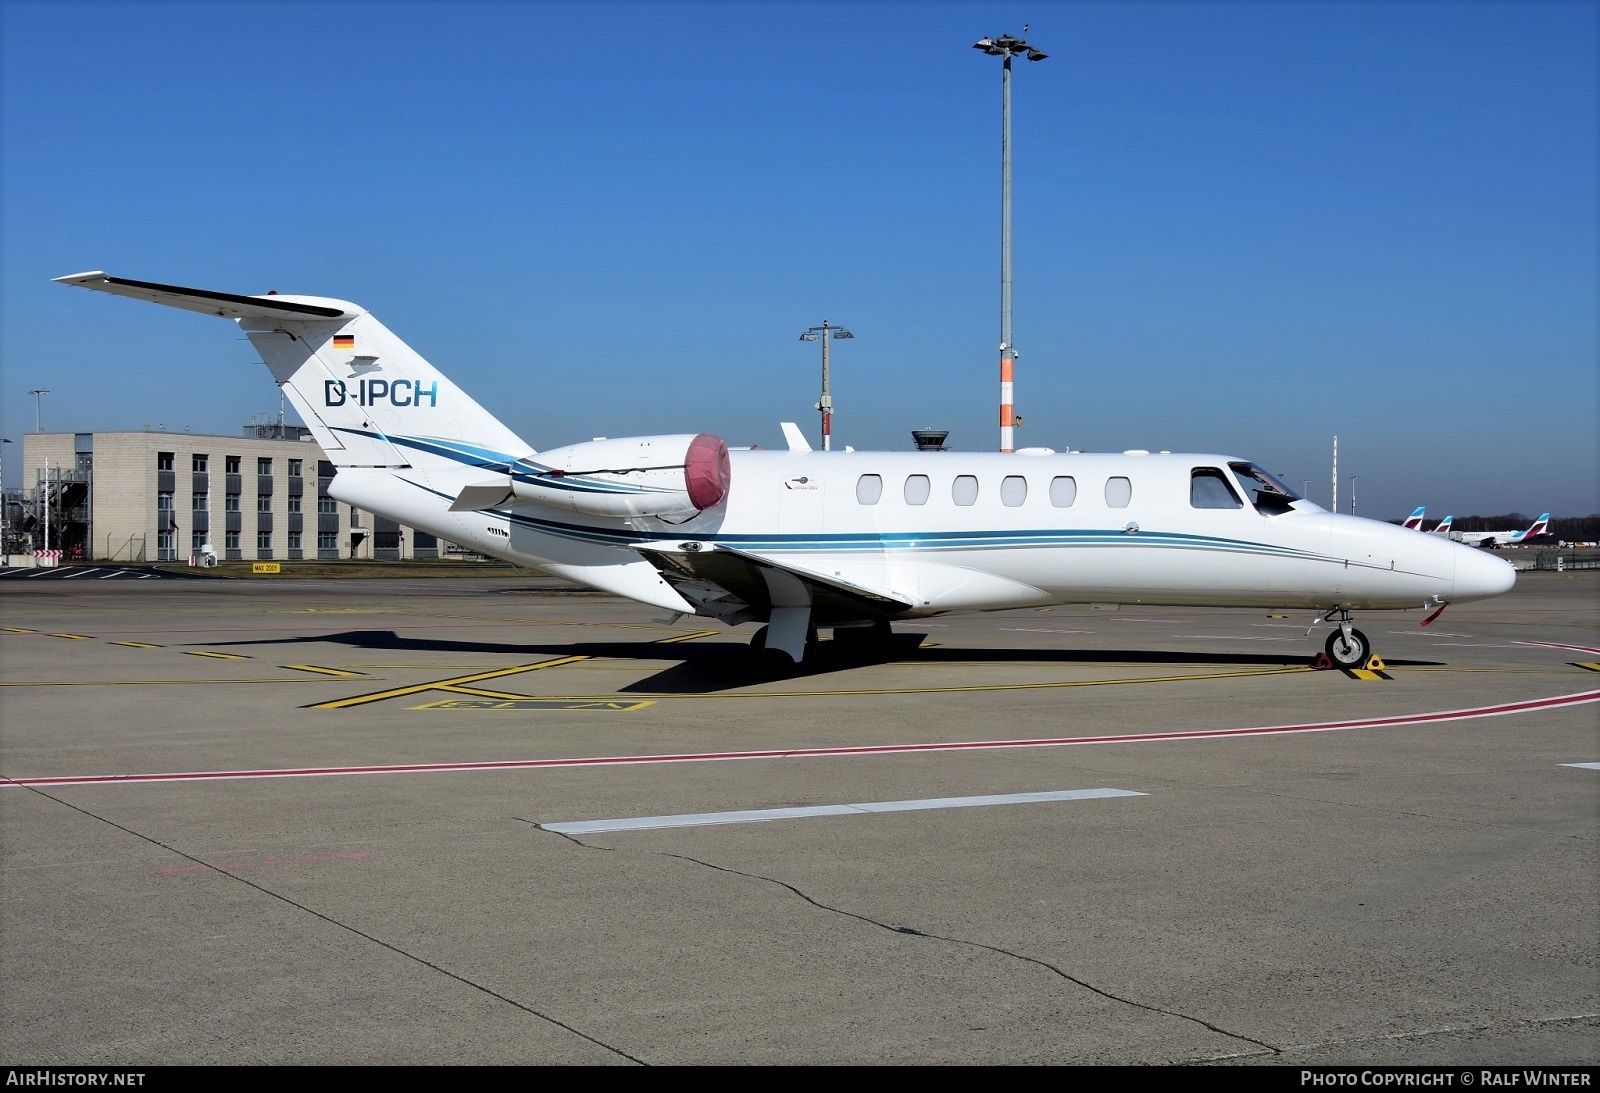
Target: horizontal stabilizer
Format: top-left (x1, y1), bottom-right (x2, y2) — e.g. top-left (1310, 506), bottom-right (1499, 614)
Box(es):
top-left (53, 272), bottom-right (353, 321)
top-left (449, 480), bottom-right (516, 512)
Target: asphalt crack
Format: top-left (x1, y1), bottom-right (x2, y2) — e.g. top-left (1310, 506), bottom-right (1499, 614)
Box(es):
top-left (530, 822), bottom-right (1280, 1056)
top-left (12, 783), bottom-right (646, 1065)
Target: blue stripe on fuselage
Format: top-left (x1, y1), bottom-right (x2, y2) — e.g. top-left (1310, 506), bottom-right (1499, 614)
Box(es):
top-left (396, 477), bottom-right (1331, 562)
top-left (338, 430), bottom-right (679, 495)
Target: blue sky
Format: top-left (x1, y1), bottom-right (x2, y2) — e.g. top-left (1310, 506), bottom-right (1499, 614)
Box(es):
top-left (3, 0), bottom-right (1595, 521)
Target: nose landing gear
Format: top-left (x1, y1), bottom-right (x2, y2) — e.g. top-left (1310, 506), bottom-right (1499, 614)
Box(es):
top-left (1311, 609), bottom-right (1372, 670)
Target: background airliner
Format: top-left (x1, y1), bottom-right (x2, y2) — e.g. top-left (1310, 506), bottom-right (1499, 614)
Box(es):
top-left (1463, 515), bottom-right (1551, 549)
top-left (1402, 507), bottom-right (1426, 531)
top-left (54, 272), bottom-right (1518, 669)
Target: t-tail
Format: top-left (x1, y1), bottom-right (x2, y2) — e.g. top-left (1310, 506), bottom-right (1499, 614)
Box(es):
top-left (1402, 506), bottom-right (1426, 531)
top-left (1513, 513), bottom-right (1551, 542)
top-left (51, 272), bottom-right (533, 472)
top-left (1430, 515), bottom-right (1453, 535)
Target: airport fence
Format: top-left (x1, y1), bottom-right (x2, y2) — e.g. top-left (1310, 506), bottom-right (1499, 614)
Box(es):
top-left (1531, 550), bottom-right (1600, 571)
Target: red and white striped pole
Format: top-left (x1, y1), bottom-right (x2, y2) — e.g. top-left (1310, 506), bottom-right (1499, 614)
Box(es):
top-left (999, 350), bottom-right (1015, 453)
top-left (974, 32), bottom-right (1045, 453)
top-left (801, 320), bottom-right (852, 451)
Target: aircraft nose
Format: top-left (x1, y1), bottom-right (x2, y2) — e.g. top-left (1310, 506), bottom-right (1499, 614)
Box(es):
top-left (1453, 544), bottom-right (1517, 601)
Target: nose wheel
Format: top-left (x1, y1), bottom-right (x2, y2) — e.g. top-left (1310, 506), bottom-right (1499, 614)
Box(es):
top-left (1324, 626), bottom-right (1371, 669)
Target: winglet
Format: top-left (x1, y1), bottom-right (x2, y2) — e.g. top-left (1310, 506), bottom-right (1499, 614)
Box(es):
top-left (779, 422), bottom-right (812, 453)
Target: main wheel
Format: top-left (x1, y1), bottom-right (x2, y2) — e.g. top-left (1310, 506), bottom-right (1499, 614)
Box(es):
top-left (1324, 627), bottom-right (1370, 668)
top-left (748, 624), bottom-right (815, 674)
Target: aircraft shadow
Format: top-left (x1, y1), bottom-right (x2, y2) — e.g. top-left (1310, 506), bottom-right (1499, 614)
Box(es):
top-left (191, 629), bottom-right (1442, 695)
top-left (620, 641), bottom-right (1444, 694)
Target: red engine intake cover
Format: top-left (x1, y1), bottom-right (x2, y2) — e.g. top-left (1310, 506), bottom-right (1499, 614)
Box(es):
top-left (684, 433), bottom-right (731, 510)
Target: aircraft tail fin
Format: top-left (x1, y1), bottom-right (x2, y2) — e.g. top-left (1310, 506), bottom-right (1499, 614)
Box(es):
top-left (1402, 506), bottom-right (1426, 531)
top-left (1516, 513), bottom-right (1551, 541)
top-left (1431, 515), bottom-right (1453, 535)
top-left (53, 272), bottom-right (533, 471)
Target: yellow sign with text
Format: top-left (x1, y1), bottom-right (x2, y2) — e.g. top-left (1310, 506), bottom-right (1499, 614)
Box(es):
top-left (251, 562), bottom-right (281, 574)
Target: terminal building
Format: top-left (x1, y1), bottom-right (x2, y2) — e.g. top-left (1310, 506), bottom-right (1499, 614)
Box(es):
top-left (15, 425), bottom-right (468, 563)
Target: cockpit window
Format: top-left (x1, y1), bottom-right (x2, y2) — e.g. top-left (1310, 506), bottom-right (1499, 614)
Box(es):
top-left (1191, 468), bottom-right (1243, 509)
top-left (1229, 462), bottom-right (1299, 516)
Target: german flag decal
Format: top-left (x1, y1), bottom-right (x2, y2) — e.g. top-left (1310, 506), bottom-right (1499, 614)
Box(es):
top-left (333, 334), bottom-right (355, 349)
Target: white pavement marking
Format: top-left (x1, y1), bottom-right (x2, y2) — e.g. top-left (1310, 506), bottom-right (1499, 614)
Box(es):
top-left (1519, 639), bottom-right (1600, 656)
top-left (1562, 762), bottom-right (1600, 771)
top-left (541, 788), bottom-right (1146, 834)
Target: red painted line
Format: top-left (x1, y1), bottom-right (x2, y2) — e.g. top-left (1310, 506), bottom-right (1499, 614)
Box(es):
top-left (5, 690), bottom-right (1597, 789)
top-left (1516, 640), bottom-right (1600, 656)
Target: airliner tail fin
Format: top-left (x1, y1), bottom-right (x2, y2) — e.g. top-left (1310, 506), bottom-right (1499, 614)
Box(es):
top-left (1517, 513), bottom-right (1551, 540)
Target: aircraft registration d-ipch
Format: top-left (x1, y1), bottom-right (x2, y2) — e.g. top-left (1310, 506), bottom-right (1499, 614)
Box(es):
top-left (54, 272), bottom-right (1517, 668)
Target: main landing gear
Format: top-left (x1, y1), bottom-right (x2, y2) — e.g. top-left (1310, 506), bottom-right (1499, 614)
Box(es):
top-left (749, 623), bottom-right (815, 665)
top-left (1312, 609), bottom-right (1371, 669)
top-left (748, 619), bottom-right (895, 671)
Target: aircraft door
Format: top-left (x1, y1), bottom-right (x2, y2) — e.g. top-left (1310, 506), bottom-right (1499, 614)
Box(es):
top-left (779, 474), bottom-right (825, 537)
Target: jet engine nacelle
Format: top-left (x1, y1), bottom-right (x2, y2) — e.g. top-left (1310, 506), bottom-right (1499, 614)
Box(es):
top-left (498, 433), bottom-right (730, 519)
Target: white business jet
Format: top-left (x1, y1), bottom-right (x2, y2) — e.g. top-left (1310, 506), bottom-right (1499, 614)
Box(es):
top-left (55, 273), bottom-right (1517, 669)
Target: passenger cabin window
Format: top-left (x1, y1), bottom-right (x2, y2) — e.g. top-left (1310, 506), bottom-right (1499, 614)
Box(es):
top-left (952, 475), bottom-right (979, 506)
top-left (1049, 476), bottom-right (1077, 507)
top-left (1229, 462), bottom-right (1299, 516)
top-left (856, 474), bottom-right (883, 505)
top-left (1105, 477), bottom-right (1132, 508)
top-left (903, 474), bottom-right (930, 506)
top-left (1191, 468), bottom-right (1243, 509)
top-left (1000, 476), bottom-right (1027, 507)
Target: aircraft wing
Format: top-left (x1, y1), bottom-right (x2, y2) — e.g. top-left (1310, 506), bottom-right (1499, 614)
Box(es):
top-left (636, 543), bottom-right (913, 625)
